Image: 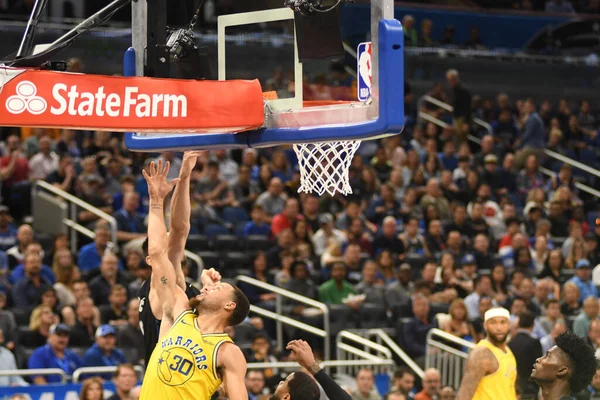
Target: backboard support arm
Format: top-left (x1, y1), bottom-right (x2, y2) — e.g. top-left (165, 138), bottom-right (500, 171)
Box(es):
top-left (132, 0), bottom-right (170, 78)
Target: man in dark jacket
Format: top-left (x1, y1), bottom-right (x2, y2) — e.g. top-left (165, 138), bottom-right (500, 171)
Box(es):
top-left (508, 310), bottom-right (543, 398)
top-left (446, 69), bottom-right (471, 143)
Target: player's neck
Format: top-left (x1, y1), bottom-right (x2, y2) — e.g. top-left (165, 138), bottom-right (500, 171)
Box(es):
top-left (488, 339), bottom-right (506, 351)
top-left (540, 381), bottom-right (570, 400)
top-left (195, 312), bottom-right (226, 334)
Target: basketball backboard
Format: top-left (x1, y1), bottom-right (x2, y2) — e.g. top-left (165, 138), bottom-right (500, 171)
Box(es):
top-left (125, 0), bottom-right (404, 151)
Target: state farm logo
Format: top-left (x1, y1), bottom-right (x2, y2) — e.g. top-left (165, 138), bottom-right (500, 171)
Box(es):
top-left (4, 80), bottom-right (187, 118)
top-left (6, 81), bottom-right (47, 115)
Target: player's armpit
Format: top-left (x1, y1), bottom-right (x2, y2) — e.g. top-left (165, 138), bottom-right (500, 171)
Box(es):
top-left (456, 347), bottom-right (495, 400)
top-left (150, 255), bottom-right (190, 324)
top-left (219, 343), bottom-right (248, 400)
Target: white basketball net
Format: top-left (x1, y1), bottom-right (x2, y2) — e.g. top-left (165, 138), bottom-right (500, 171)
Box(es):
top-left (293, 140), bottom-right (362, 197)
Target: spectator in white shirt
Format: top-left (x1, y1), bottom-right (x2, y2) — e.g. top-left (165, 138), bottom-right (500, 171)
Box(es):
top-left (255, 177), bottom-right (287, 221)
top-left (0, 329), bottom-right (27, 387)
top-left (312, 213), bottom-right (347, 257)
top-left (28, 136), bottom-right (58, 180)
top-left (213, 149), bottom-right (239, 185)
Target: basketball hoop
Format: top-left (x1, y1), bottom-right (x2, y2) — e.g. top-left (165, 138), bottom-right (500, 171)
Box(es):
top-left (293, 140), bottom-right (361, 196)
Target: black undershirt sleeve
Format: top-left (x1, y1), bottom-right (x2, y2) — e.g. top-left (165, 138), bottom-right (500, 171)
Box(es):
top-left (313, 369), bottom-right (352, 400)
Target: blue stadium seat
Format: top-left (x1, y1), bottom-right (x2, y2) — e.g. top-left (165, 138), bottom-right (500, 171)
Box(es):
top-left (185, 235), bottom-right (210, 252)
top-left (245, 235), bottom-right (273, 252)
top-left (214, 234), bottom-right (241, 251)
top-left (204, 224), bottom-right (230, 238)
top-left (222, 252), bottom-right (253, 277)
top-left (197, 251), bottom-right (222, 270)
top-left (222, 207), bottom-right (250, 224)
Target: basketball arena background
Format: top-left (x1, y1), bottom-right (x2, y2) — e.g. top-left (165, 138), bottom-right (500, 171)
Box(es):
top-left (1, 0), bottom-right (600, 399)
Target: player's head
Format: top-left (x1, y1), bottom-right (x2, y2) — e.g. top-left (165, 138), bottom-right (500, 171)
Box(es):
top-left (483, 307), bottom-right (511, 346)
top-left (190, 282), bottom-right (249, 327)
top-left (142, 236), bottom-right (188, 270)
top-left (270, 371), bottom-right (320, 400)
top-left (530, 330), bottom-right (597, 393)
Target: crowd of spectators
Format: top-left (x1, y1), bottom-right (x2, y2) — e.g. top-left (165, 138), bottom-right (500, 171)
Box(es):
top-left (401, 15), bottom-right (486, 50)
top-left (473, 0), bottom-right (598, 14)
top-left (1, 7), bottom-right (600, 396)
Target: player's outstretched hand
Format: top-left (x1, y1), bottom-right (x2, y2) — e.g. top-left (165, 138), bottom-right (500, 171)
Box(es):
top-left (201, 268), bottom-right (221, 288)
top-left (143, 159), bottom-right (180, 200)
top-left (181, 150), bottom-right (206, 176)
top-left (287, 340), bottom-right (320, 374)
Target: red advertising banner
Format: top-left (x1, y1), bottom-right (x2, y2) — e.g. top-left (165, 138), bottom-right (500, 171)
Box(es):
top-left (0, 68), bottom-right (265, 132)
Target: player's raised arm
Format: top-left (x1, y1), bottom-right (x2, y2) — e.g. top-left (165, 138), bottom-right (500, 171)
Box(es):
top-left (168, 151), bottom-right (204, 290)
top-left (219, 343), bottom-right (248, 400)
top-left (456, 346), bottom-right (495, 400)
top-left (143, 160), bottom-right (188, 331)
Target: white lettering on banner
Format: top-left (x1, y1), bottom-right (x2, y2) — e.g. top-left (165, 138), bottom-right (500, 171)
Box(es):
top-left (7, 81), bottom-right (188, 118)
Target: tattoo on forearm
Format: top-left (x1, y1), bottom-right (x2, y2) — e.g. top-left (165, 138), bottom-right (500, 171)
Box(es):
top-left (161, 276), bottom-right (168, 285)
top-left (151, 203), bottom-right (163, 210)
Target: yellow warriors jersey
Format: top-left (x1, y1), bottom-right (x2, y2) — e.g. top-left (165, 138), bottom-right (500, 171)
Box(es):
top-left (472, 339), bottom-right (518, 400)
top-left (140, 310), bottom-right (233, 400)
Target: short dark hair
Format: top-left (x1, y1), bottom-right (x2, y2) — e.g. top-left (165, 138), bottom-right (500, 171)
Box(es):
top-left (505, 217), bottom-right (521, 227)
top-left (545, 298), bottom-right (560, 308)
top-left (252, 333), bottom-right (269, 343)
top-left (555, 330), bottom-right (597, 392)
top-left (413, 280), bottom-right (430, 292)
top-left (288, 371), bottom-right (321, 400)
top-left (518, 310), bottom-right (535, 329)
top-left (394, 366), bottom-right (414, 379)
top-left (474, 274), bottom-right (491, 286)
top-left (228, 284), bottom-right (250, 326)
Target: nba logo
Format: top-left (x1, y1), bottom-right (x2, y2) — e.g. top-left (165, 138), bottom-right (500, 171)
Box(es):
top-left (357, 42), bottom-right (372, 101)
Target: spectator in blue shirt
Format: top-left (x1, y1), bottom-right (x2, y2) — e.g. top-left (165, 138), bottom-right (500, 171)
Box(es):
top-left (12, 252), bottom-right (52, 308)
top-left (439, 141), bottom-right (458, 171)
top-left (112, 175), bottom-right (145, 214)
top-left (568, 259), bottom-right (598, 302)
top-left (0, 206), bottom-right (17, 252)
top-left (82, 324), bottom-right (126, 380)
top-left (243, 205), bottom-right (271, 237)
top-left (515, 98), bottom-right (546, 169)
top-left (78, 221), bottom-right (122, 272)
top-left (9, 242), bottom-right (55, 285)
top-left (113, 192), bottom-right (146, 243)
top-left (28, 323), bottom-right (82, 384)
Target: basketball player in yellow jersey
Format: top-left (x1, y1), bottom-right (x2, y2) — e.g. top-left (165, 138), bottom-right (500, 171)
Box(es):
top-left (456, 307), bottom-right (517, 400)
top-left (139, 160), bottom-right (250, 400)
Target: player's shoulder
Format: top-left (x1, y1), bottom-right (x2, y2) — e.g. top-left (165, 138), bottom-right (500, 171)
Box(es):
top-left (217, 341), bottom-right (244, 366)
top-left (469, 345), bottom-right (495, 363)
top-left (467, 345), bottom-right (498, 373)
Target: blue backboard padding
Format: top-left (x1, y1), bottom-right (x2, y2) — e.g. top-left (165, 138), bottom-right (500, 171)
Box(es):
top-left (124, 19), bottom-right (404, 151)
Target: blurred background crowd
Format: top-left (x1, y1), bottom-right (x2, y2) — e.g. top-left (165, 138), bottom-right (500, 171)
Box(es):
top-left (1, 0), bottom-right (600, 400)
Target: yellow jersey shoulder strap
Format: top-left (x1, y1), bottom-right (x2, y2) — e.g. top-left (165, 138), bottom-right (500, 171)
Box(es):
top-left (203, 334), bottom-right (234, 381)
